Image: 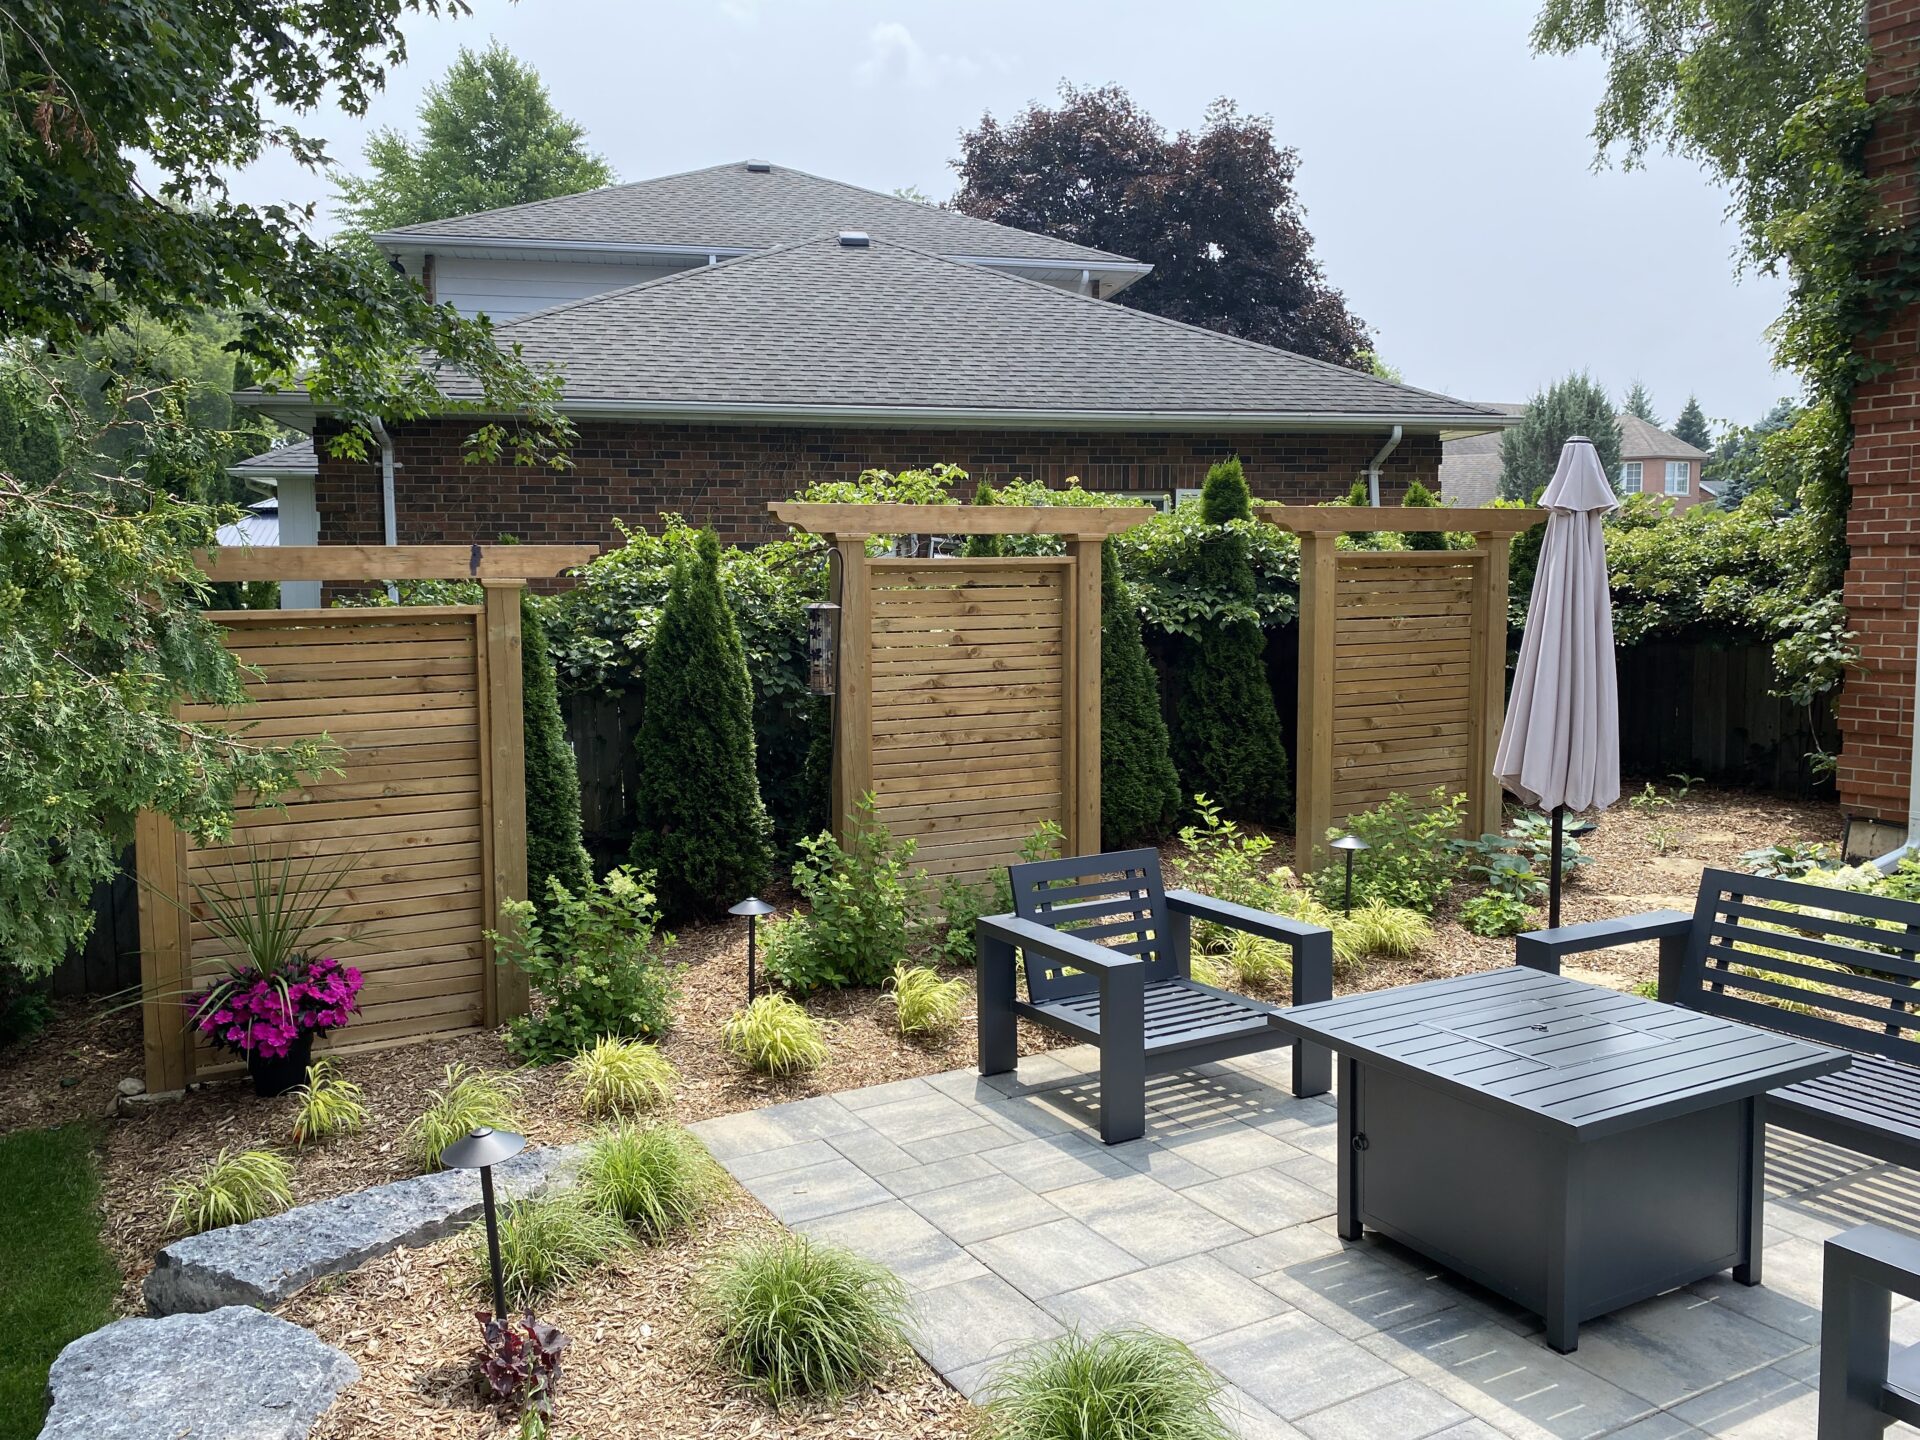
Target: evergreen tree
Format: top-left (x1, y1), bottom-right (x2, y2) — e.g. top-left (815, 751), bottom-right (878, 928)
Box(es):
top-left (961, 478), bottom-right (1004, 558)
top-left (632, 530), bottom-right (772, 920)
top-left (0, 371), bottom-right (62, 487)
top-left (1098, 541), bottom-right (1181, 846)
top-left (1622, 380), bottom-right (1659, 425)
top-left (1165, 459), bottom-right (1292, 822)
top-left (1498, 374), bottom-right (1623, 500)
top-left (521, 592), bottom-right (592, 908)
top-left (335, 42), bottom-right (615, 233)
top-left (1401, 478), bottom-right (1448, 550)
top-left (1672, 395), bottom-right (1712, 451)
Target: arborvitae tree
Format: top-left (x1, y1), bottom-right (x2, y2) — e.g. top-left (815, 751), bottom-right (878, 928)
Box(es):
top-left (1672, 395), bottom-right (1712, 451)
top-left (1498, 374), bottom-right (1622, 500)
top-left (1401, 479), bottom-right (1448, 550)
top-left (1166, 459), bottom-right (1292, 822)
top-left (1098, 540), bottom-right (1180, 846)
top-left (1336, 476), bottom-right (1378, 545)
top-left (961, 478), bottom-right (1004, 558)
top-left (0, 371), bottom-right (62, 486)
top-left (1622, 380), bottom-right (1659, 425)
top-left (632, 530), bottom-right (772, 919)
top-left (521, 592), bottom-right (592, 908)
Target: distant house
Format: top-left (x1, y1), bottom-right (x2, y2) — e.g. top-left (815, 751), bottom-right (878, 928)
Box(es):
top-left (232, 160), bottom-right (1512, 572)
top-left (1439, 407), bottom-right (1712, 511)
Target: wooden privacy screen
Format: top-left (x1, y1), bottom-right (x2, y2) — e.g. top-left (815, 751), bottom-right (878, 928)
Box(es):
top-left (1268, 507), bottom-right (1540, 873)
top-left (770, 503), bottom-right (1153, 882)
top-left (137, 545), bottom-right (594, 1092)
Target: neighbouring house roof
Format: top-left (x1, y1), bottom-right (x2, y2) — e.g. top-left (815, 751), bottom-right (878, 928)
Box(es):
top-left (215, 499), bottom-right (279, 548)
top-left (1617, 412), bottom-right (1709, 462)
top-left (328, 234), bottom-right (1509, 433)
top-left (228, 438), bottom-right (317, 481)
top-left (1438, 401), bottom-right (1524, 505)
top-left (371, 161), bottom-right (1145, 279)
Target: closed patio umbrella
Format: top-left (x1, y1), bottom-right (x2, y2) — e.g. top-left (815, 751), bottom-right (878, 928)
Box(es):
top-left (1492, 436), bottom-right (1621, 929)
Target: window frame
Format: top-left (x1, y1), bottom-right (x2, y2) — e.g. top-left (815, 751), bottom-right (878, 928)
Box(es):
top-left (1664, 460), bottom-right (1690, 495)
top-left (1620, 461), bottom-right (1643, 493)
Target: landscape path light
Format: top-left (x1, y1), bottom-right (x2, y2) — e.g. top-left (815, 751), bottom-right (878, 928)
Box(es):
top-left (440, 1125), bottom-right (526, 1320)
top-left (729, 896), bottom-right (777, 1003)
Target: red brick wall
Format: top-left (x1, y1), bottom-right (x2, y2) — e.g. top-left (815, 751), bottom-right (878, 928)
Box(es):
top-left (312, 418), bottom-right (1443, 551)
top-left (1840, 1), bottom-right (1920, 823)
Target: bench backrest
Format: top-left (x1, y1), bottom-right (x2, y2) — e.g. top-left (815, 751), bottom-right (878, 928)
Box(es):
top-left (1679, 866), bottom-right (1920, 1066)
top-left (1007, 848), bottom-right (1174, 1002)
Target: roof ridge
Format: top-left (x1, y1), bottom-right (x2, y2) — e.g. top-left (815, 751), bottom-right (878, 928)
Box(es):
top-left (373, 159), bottom-right (743, 238)
top-left (490, 234), bottom-right (828, 328)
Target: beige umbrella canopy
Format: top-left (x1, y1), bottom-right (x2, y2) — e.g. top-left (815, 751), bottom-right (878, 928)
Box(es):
top-left (1492, 436), bottom-right (1620, 925)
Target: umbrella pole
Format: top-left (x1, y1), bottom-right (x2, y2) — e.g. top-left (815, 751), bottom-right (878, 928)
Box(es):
top-left (1549, 804), bottom-right (1565, 931)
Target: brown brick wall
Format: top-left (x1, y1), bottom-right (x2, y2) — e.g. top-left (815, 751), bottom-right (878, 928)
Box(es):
top-left (312, 418), bottom-right (1443, 551)
top-left (1840, 0), bottom-right (1920, 822)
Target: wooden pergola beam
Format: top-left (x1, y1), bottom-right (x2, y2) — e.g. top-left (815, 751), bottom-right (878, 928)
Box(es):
top-left (769, 502), bottom-right (1155, 538)
top-left (1261, 506), bottom-right (1542, 536)
top-left (194, 544), bottom-right (600, 582)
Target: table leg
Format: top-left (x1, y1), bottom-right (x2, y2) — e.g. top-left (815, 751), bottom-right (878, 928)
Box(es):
top-left (1734, 1095), bottom-right (1765, 1287)
top-left (1544, 1140), bottom-right (1582, 1354)
top-left (1337, 1055), bottom-right (1362, 1242)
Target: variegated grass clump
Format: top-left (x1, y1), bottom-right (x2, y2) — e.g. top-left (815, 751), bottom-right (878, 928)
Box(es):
top-left (290, 1057), bottom-right (366, 1146)
top-left (885, 963), bottom-right (968, 1037)
top-left (721, 994), bottom-right (828, 1076)
top-left (977, 1328), bottom-right (1234, 1440)
top-left (568, 1035), bottom-right (677, 1118)
top-left (580, 1122), bottom-right (723, 1240)
top-left (166, 1148), bottom-right (295, 1235)
top-left (1333, 901), bottom-right (1432, 964)
top-left (405, 1062), bottom-right (522, 1171)
top-left (466, 1194), bottom-right (630, 1308)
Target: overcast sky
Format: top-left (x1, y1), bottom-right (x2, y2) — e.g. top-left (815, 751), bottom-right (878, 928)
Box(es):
top-left (238, 0), bottom-right (1795, 431)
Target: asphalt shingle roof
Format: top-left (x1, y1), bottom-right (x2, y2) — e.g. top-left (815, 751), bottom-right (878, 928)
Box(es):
top-left (430, 234), bottom-right (1508, 426)
top-left (229, 438), bottom-right (316, 473)
top-left (376, 161), bottom-right (1133, 267)
top-left (1617, 412), bottom-right (1709, 461)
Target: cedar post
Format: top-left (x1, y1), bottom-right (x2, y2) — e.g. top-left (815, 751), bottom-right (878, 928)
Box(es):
top-left (1468, 533), bottom-right (1514, 839)
top-left (135, 811), bottom-right (193, 1093)
top-left (831, 536), bottom-right (872, 837)
top-left (1295, 531), bottom-right (1338, 872)
top-left (480, 580), bottom-right (530, 1026)
top-left (1067, 538), bottom-right (1103, 855)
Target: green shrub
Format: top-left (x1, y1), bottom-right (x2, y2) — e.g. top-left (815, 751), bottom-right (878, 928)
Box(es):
top-left (962, 478), bottom-right (1005, 558)
top-left (631, 528), bottom-right (773, 920)
top-left (521, 593), bottom-right (592, 909)
top-left (405, 1063), bottom-right (522, 1171)
top-left (290, 1058), bottom-right (366, 1146)
top-left (886, 964), bottom-right (968, 1037)
top-left (1337, 901), bottom-right (1432, 959)
top-left (764, 796), bottom-right (926, 991)
top-left (580, 1123), bottom-right (721, 1239)
top-left (568, 1036), bottom-right (677, 1118)
top-left (977, 1328), bottom-right (1233, 1440)
top-left (1461, 890), bottom-right (1536, 938)
top-left (468, 1195), bottom-right (629, 1307)
top-left (1400, 479), bottom-right (1449, 551)
top-left (1164, 459), bottom-right (1292, 823)
top-left (1100, 539), bottom-right (1181, 846)
top-left (491, 867), bottom-right (679, 1063)
top-left (1314, 788), bottom-right (1467, 915)
top-left (702, 1235), bottom-right (908, 1405)
top-left (165, 1149), bottom-right (293, 1235)
top-left (722, 993), bottom-right (829, 1075)
top-left (936, 822), bottom-right (1062, 966)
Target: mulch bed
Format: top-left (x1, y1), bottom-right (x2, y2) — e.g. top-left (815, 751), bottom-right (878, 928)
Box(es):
top-left (0, 778), bottom-right (1844, 1436)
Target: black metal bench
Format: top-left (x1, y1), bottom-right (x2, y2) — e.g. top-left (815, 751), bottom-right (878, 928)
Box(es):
top-left (1518, 866), bottom-right (1920, 1169)
top-left (976, 848), bottom-right (1334, 1144)
top-left (1820, 1223), bottom-right (1920, 1437)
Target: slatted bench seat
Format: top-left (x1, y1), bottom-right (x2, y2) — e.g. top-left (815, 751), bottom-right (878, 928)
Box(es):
top-left (1517, 866), bottom-right (1920, 1170)
top-left (976, 848), bottom-right (1334, 1144)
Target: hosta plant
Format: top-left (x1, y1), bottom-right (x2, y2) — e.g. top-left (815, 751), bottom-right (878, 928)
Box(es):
top-left (166, 1148), bottom-right (295, 1235)
top-left (406, 1063), bottom-right (523, 1171)
top-left (721, 993), bottom-right (829, 1076)
top-left (290, 1057), bottom-right (366, 1145)
top-left (580, 1123), bottom-right (722, 1239)
top-left (885, 964), bottom-right (968, 1037)
top-left (568, 1036), bottom-right (676, 1118)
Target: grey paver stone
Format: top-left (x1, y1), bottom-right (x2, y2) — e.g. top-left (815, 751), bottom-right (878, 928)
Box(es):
top-left (1293, 1377), bottom-right (1471, 1440)
top-left (1564, 1290), bottom-right (1805, 1407)
top-left (1050, 1169), bottom-right (1253, 1265)
top-left (1186, 1164), bottom-right (1337, 1235)
top-left (795, 1200), bottom-right (986, 1292)
top-left (910, 1272), bottom-right (1065, 1373)
top-left (1197, 1311), bottom-right (1404, 1421)
top-left (966, 1216), bottom-right (1143, 1299)
top-left (1040, 1252), bottom-right (1286, 1344)
top-left (906, 1172), bottom-right (1063, 1245)
top-left (741, 1156), bottom-right (892, 1224)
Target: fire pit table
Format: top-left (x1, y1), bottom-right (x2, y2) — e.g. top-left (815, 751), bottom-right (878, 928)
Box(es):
top-left (1270, 966), bottom-right (1847, 1352)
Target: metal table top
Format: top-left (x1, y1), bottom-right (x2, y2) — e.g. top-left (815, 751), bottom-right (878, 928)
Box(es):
top-left (1271, 966), bottom-right (1848, 1139)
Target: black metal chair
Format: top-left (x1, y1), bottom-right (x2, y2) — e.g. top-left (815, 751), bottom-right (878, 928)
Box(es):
top-left (976, 847), bottom-right (1334, 1144)
top-left (1820, 1223), bottom-right (1920, 1437)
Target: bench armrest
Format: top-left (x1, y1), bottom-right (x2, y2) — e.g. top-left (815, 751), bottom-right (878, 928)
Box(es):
top-left (1515, 910), bottom-right (1692, 975)
top-left (1163, 888), bottom-right (1334, 1013)
top-left (976, 913), bottom-right (1142, 973)
top-left (1827, 1223), bottom-right (1920, 1304)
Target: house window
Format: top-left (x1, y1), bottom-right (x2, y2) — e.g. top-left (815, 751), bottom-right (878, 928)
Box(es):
top-left (1175, 487), bottom-right (1204, 509)
top-left (1621, 462), bottom-right (1643, 493)
top-left (1665, 460), bottom-right (1690, 495)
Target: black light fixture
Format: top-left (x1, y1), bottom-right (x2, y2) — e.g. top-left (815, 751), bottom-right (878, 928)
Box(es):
top-left (440, 1125), bottom-right (526, 1320)
top-left (1330, 835), bottom-right (1370, 915)
top-left (804, 602), bottom-right (841, 696)
top-left (728, 896), bottom-right (777, 1002)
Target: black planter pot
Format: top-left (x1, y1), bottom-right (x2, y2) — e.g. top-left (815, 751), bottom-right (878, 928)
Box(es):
top-left (248, 1033), bottom-right (314, 1098)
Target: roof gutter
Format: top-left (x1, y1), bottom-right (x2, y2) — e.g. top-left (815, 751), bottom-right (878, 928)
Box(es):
top-left (1364, 424), bottom-right (1403, 505)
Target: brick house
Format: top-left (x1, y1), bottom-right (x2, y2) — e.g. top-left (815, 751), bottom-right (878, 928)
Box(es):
top-left (1439, 406), bottom-right (1710, 510)
top-left (237, 162), bottom-right (1511, 592)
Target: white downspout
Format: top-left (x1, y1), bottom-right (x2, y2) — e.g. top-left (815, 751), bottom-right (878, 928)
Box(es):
top-left (1873, 629), bottom-right (1920, 872)
top-left (1365, 424), bottom-right (1403, 506)
top-left (369, 417), bottom-right (399, 603)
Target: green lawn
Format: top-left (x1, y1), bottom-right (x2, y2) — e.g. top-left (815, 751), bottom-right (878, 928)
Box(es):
top-left (0, 1125), bottom-right (118, 1439)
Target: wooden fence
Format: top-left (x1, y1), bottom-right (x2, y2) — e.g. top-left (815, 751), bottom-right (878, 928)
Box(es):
top-left (1615, 639), bottom-right (1834, 794)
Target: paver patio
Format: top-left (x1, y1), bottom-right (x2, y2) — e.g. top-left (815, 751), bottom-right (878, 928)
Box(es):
top-left (691, 1044), bottom-right (1920, 1440)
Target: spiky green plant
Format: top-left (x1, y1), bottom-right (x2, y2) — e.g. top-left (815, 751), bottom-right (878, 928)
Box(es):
top-left (885, 964), bottom-right (968, 1038)
top-left (1336, 901), bottom-right (1432, 961)
top-left (580, 1123), bottom-right (722, 1239)
top-left (702, 1235), bottom-right (908, 1405)
top-left (977, 1329), bottom-right (1234, 1440)
top-left (165, 1148), bottom-right (294, 1235)
top-left (1219, 930), bottom-right (1292, 989)
top-left (290, 1057), bottom-right (366, 1145)
top-left (405, 1062), bottom-right (523, 1171)
top-left (521, 591), bottom-right (592, 910)
top-left (467, 1194), bottom-right (630, 1307)
top-left (568, 1035), bottom-right (677, 1118)
top-left (721, 994), bottom-right (828, 1076)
